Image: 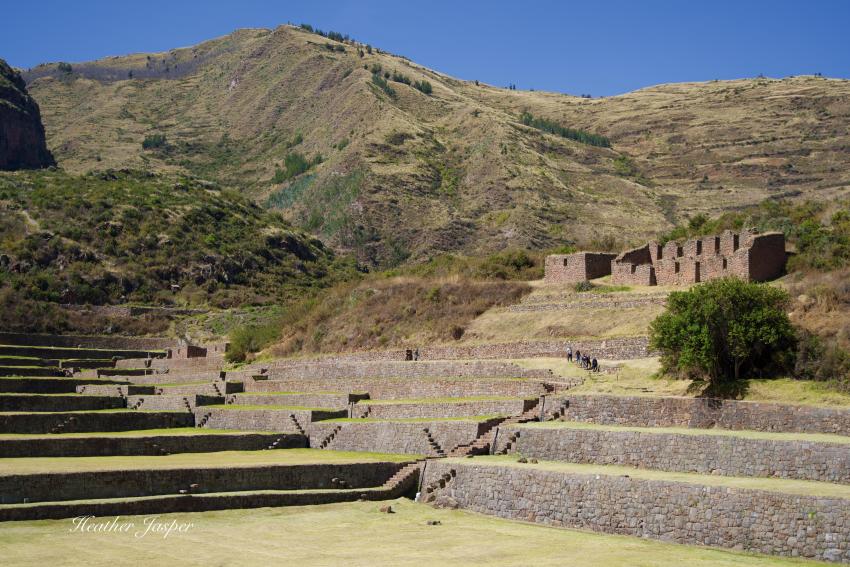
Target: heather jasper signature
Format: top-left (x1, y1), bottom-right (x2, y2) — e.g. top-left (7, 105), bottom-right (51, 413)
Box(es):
top-left (69, 515), bottom-right (194, 539)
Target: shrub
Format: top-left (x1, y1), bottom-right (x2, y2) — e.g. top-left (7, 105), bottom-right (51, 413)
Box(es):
top-left (519, 111), bottom-right (610, 148)
top-left (272, 152), bottom-right (322, 183)
top-left (391, 71), bottom-right (411, 85)
top-left (650, 278), bottom-right (796, 384)
top-left (371, 72), bottom-right (396, 99)
top-left (413, 80), bottom-right (433, 95)
top-left (573, 280), bottom-right (594, 292)
top-left (57, 62), bottom-right (73, 74)
top-left (226, 321), bottom-right (282, 363)
top-left (142, 133), bottom-right (167, 150)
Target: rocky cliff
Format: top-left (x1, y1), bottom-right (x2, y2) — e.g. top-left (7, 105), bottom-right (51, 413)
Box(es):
top-left (0, 58), bottom-right (54, 170)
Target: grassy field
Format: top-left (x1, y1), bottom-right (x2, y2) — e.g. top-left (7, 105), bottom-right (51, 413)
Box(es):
top-left (0, 498), bottom-right (828, 566)
top-left (0, 449), bottom-right (414, 475)
top-left (519, 420), bottom-right (850, 444)
top-left (461, 456), bottom-right (850, 499)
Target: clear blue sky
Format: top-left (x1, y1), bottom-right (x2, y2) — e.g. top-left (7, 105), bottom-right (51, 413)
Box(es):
top-left (2, 0), bottom-right (848, 96)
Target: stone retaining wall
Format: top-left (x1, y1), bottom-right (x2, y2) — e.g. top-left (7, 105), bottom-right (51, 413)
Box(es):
top-left (0, 395), bottom-right (125, 412)
top-left (495, 425), bottom-right (850, 483)
top-left (0, 411), bottom-right (194, 434)
top-left (229, 393), bottom-right (358, 408)
top-left (561, 395), bottom-right (850, 436)
top-left (126, 395), bottom-right (223, 412)
top-left (358, 399), bottom-right (535, 420)
top-left (1, 378), bottom-right (125, 394)
top-left (0, 432), bottom-right (305, 458)
top-left (244, 377), bottom-right (547, 399)
top-left (256, 337), bottom-right (650, 365)
top-left (1, 462), bottom-right (406, 504)
top-left (0, 332), bottom-right (176, 350)
top-left (309, 420), bottom-right (489, 456)
top-left (0, 477), bottom-right (416, 522)
top-left (196, 408), bottom-right (346, 432)
top-left (263, 360), bottom-right (554, 380)
top-left (0, 345), bottom-right (165, 360)
top-left (422, 461), bottom-right (850, 563)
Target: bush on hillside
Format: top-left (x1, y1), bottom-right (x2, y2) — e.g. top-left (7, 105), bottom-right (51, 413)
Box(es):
top-left (226, 321), bottom-right (282, 363)
top-left (414, 80), bottom-right (433, 95)
top-left (371, 73), bottom-right (396, 99)
top-left (650, 278), bottom-right (796, 384)
top-left (273, 152), bottom-right (322, 183)
top-left (142, 133), bottom-right (167, 150)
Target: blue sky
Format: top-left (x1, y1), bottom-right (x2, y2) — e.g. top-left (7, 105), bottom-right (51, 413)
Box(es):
top-left (3, 0), bottom-right (848, 96)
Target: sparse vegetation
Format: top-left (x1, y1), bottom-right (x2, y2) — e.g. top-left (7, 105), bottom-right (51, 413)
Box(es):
top-left (371, 72), bottom-right (396, 99)
top-left (413, 80), bottom-right (433, 95)
top-left (272, 152), bottom-right (323, 183)
top-left (519, 111), bottom-right (611, 147)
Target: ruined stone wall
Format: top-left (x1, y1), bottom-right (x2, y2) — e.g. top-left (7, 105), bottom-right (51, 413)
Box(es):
top-left (561, 395), bottom-right (850, 436)
top-left (494, 426), bottom-right (850, 483)
top-left (612, 230), bottom-right (785, 286)
top-left (1, 462), bottom-right (405, 504)
top-left (0, 432), bottom-right (305, 458)
top-left (544, 253), bottom-right (615, 284)
top-left (422, 461), bottom-right (850, 563)
top-left (310, 420), bottom-right (488, 456)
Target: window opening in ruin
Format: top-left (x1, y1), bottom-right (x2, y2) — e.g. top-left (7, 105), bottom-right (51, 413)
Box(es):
top-left (674, 262), bottom-right (680, 273)
top-left (733, 234), bottom-right (739, 251)
top-left (696, 241), bottom-right (702, 255)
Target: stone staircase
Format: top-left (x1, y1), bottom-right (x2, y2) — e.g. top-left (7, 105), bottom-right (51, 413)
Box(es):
top-left (447, 400), bottom-right (542, 458)
top-left (288, 414), bottom-right (306, 435)
top-left (421, 427), bottom-right (446, 457)
top-left (381, 462), bottom-right (422, 493)
top-left (317, 425), bottom-right (343, 449)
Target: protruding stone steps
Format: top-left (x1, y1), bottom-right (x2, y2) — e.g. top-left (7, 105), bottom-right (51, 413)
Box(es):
top-left (125, 394), bottom-right (224, 412)
top-left (0, 431), bottom-right (306, 457)
top-left (422, 427), bottom-right (446, 457)
top-left (0, 410), bottom-right (194, 434)
top-left (194, 407), bottom-right (346, 432)
top-left (0, 394), bottom-right (126, 412)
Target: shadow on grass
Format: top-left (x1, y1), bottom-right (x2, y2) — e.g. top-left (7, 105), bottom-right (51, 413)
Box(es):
top-left (686, 379), bottom-right (751, 400)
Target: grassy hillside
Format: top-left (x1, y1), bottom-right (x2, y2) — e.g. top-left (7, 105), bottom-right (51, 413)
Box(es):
top-left (0, 168), bottom-right (358, 332)
top-left (27, 26), bottom-right (850, 267)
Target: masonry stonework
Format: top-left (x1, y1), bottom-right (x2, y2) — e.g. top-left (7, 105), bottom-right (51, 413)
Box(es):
top-left (494, 425), bottom-right (850, 483)
top-left (544, 252), bottom-right (616, 284)
top-left (422, 461), bottom-right (850, 563)
top-left (611, 229), bottom-right (786, 286)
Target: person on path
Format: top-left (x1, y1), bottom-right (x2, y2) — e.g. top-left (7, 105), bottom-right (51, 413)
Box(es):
top-left (566, 346), bottom-right (573, 363)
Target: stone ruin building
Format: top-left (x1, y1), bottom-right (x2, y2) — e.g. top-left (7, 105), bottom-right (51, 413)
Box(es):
top-left (543, 252), bottom-right (616, 284)
top-left (544, 229), bottom-right (786, 286)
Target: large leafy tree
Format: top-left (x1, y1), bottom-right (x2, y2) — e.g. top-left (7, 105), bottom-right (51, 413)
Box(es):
top-left (650, 278), bottom-right (796, 382)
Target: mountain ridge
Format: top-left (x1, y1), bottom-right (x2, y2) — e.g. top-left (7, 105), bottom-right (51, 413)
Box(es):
top-left (21, 25), bottom-right (850, 266)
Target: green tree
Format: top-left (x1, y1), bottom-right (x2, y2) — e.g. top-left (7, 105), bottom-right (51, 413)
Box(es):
top-left (650, 278), bottom-right (796, 383)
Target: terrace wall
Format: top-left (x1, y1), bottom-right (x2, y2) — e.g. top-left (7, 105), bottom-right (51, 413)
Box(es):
top-left (244, 378), bottom-right (547, 399)
top-left (358, 399), bottom-right (535, 420)
top-left (422, 461), bottom-right (850, 563)
top-left (310, 420), bottom-right (488, 456)
top-left (559, 395), bottom-right (850, 436)
top-left (1, 462), bottom-right (406, 503)
top-left (494, 426), bottom-right (850, 483)
top-left (0, 432), bottom-right (306, 458)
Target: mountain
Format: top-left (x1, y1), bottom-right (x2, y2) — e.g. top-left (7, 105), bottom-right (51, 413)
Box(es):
top-left (0, 58), bottom-right (54, 170)
top-left (21, 25), bottom-right (850, 266)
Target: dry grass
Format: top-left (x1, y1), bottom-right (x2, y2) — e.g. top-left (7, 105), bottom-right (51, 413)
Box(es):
top-left (0, 498), bottom-right (827, 566)
top-left (269, 277), bottom-right (530, 357)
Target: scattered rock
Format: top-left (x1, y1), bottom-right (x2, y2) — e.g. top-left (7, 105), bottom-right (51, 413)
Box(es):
top-left (530, 459), bottom-right (538, 464)
top-left (379, 505), bottom-right (394, 514)
top-left (426, 520), bottom-right (442, 526)
top-left (517, 457), bottom-right (528, 463)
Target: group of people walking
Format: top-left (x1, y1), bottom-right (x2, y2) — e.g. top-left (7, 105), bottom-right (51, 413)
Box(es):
top-left (566, 347), bottom-right (599, 372)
